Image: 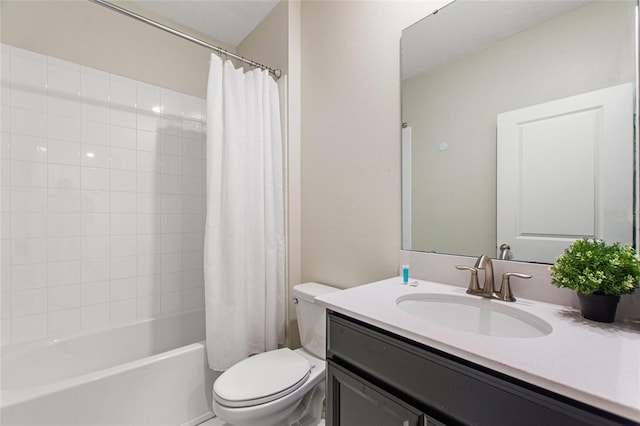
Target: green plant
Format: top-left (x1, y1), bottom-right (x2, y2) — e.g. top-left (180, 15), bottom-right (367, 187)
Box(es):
top-left (549, 239), bottom-right (640, 296)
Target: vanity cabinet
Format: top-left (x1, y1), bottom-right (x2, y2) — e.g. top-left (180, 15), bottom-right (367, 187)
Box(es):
top-left (326, 311), bottom-right (637, 426)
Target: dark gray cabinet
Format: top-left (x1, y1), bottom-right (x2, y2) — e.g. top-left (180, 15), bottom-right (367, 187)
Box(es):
top-left (326, 311), bottom-right (638, 426)
top-left (327, 362), bottom-right (425, 426)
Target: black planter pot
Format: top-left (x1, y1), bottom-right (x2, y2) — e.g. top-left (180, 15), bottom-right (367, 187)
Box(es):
top-left (577, 293), bottom-right (620, 323)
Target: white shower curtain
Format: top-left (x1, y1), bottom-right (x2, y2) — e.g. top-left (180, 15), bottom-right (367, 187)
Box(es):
top-left (204, 54), bottom-right (285, 371)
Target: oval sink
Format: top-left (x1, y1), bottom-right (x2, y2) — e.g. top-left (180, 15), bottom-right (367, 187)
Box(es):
top-left (396, 294), bottom-right (552, 338)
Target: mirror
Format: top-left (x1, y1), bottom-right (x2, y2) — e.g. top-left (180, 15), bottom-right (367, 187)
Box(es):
top-left (401, 0), bottom-right (637, 264)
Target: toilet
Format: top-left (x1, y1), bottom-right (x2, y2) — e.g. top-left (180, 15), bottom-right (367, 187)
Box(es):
top-left (212, 282), bottom-right (340, 426)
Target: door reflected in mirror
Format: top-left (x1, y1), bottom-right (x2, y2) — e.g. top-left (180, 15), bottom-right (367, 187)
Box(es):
top-left (401, 0), bottom-right (637, 264)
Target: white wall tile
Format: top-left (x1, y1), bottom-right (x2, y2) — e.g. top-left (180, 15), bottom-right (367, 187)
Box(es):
top-left (12, 213), bottom-right (47, 238)
top-left (81, 144), bottom-right (110, 168)
top-left (81, 281), bottom-right (110, 306)
top-left (136, 234), bottom-right (160, 256)
top-left (110, 191), bottom-right (136, 214)
top-left (136, 130), bottom-right (158, 152)
top-left (11, 87), bottom-right (47, 114)
top-left (136, 151), bottom-right (159, 173)
top-left (48, 284), bottom-right (81, 311)
top-left (48, 308), bottom-right (81, 337)
top-left (110, 277), bottom-right (136, 301)
top-left (48, 115), bottom-right (81, 143)
top-left (182, 157), bottom-right (203, 177)
top-left (160, 154), bottom-right (182, 175)
top-left (137, 172), bottom-right (160, 193)
top-left (182, 232), bottom-right (204, 252)
top-left (11, 54), bottom-right (46, 88)
top-left (110, 299), bottom-right (136, 325)
top-left (48, 213), bottom-right (81, 237)
top-left (182, 176), bottom-right (203, 195)
top-left (81, 190), bottom-right (110, 213)
top-left (161, 214), bottom-right (182, 234)
top-left (161, 174), bottom-right (182, 194)
top-left (182, 288), bottom-right (203, 309)
top-left (4, 45), bottom-right (206, 344)
top-left (137, 193), bottom-right (159, 214)
top-left (11, 288), bottom-right (47, 317)
top-left (110, 169), bottom-right (136, 192)
top-left (81, 121), bottom-right (109, 146)
top-left (182, 195), bottom-right (204, 215)
top-left (11, 134), bottom-right (47, 163)
top-left (48, 140), bottom-right (80, 165)
top-left (137, 294), bottom-right (161, 319)
top-left (81, 236), bottom-right (110, 259)
top-left (110, 125), bottom-right (136, 150)
top-left (182, 269), bottom-right (203, 290)
top-left (137, 254), bottom-right (161, 276)
top-left (11, 187), bottom-right (47, 212)
top-left (48, 63), bottom-right (80, 95)
top-left (47, 237), bottom-right (81, 262)
top-left (183, 214), bottom-right (204, 234)
top-left (110, 235), bottom-right (136, 257)
top-left (81, 257), bottom-right (110, 283)
top-left (161, 271), bottom-right (181, 293)
top-left (12, 161), bottom-right (48, 187)
top-left (160, 89), bottom-right (182, 117)
top-left (48, 189), bottom-right (81, 213)
top-left (11, 238), bottom-right (47, 264)
top-left (47, 260), bottom-right (81, 287)
top-left (137, 82), bottom-right (160, 113)
top-left (161, 291), bottom-right (181, 314)
top-left (137, 274), bottom-right (161, 297)
top-left (12, 313), bottom-right (47, 343)
top-left (137, 213), bottom-right (160, 235)
top-left (110, 255), bottom-right (136, 279)
top-left (81, 213), bottom-right (110, 236)
top-left (81, 303), bottom-right (109, 329)
top-left (161, 233), bottom-right (182, 254)
top-left (110, 147), bottom-right (136, 171)
top-left (160, 133), bottom-right (181, 155)
top-left (110, 213), bottom-right (136, 235)
top-left (48, 164), bottom-right (80, 189)
top-left (182, 251), bottom-right (203, 271)
top-left (81, 167), bottom-right (110, 190)
top-left (11, 263), bottom-right (47, 291)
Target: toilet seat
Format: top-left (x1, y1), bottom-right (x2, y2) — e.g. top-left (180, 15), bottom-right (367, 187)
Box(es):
top-left (213, 348), bottom-right (312, 408)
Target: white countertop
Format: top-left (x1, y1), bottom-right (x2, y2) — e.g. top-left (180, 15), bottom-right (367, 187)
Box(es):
top-left (317, 277), bottom-right (640, 422)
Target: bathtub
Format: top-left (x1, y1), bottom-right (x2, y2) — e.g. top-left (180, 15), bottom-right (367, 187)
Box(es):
top-left (1, 309), bottom-right (218, 426)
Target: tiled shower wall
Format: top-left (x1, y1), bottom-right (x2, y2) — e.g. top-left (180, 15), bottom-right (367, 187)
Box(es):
top-left (0, 44), bottom-right (206, 345)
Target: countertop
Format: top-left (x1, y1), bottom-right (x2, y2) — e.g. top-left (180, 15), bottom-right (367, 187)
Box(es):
top-left (317, 277), bottom-right (640, 422)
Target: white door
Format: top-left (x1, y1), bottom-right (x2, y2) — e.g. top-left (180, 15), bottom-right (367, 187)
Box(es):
top-left (497, 82), bottom-right (634, 263)
top-left (402, 126), bottom-right (412, 250)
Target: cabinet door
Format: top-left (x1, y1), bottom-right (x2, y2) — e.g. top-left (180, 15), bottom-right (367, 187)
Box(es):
top-left (327, 361), bottom-right (423, 426)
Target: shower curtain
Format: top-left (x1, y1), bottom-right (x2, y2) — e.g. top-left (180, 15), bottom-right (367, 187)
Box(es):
top-left (204, 54), bottom-right (285, 371)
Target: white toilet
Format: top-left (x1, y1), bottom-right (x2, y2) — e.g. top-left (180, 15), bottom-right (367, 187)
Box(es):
top-left (212, 282), bottom-right (340, 426)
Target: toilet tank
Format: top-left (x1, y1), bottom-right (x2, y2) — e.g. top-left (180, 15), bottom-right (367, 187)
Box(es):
top-left (293, 283), bottom-right (341, 359)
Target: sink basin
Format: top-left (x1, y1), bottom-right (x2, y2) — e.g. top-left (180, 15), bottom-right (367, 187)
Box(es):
top-left (396, 293), bottom-right (552, 338)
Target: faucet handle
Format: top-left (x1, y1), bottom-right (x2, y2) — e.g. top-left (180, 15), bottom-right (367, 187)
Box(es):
top-left (496, 272), bottom-right (531, 302)
top-left (456, 265), bottom-right (482, 295)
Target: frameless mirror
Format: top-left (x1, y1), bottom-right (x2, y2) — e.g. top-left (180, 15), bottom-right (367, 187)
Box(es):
top-left (401, 0), bottom-right (637, 264)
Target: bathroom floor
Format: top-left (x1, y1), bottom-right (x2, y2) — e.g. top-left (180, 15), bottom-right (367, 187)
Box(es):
top-left (198, 418), bottom-right (326, 426)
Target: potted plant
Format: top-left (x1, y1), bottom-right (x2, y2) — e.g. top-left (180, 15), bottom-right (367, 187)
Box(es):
top-left (549, 238), bottom-right (640, 323)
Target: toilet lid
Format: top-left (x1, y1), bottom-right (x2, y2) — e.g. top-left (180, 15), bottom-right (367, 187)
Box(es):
top-left (213, 348), bottom-right (312, 408)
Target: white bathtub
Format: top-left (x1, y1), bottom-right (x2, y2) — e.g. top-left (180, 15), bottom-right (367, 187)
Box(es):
top-left (1, 309), bottom-right (218, 426)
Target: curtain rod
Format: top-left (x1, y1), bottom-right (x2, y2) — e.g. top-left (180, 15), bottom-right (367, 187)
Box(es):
top-left (88, 0), bottom-right (282, 80)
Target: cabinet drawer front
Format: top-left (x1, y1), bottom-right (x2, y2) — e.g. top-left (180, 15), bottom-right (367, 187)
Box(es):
top-left (327, 361), bottom-right (423, 426)
top-left (327, 312), bottom-right (631, 426)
